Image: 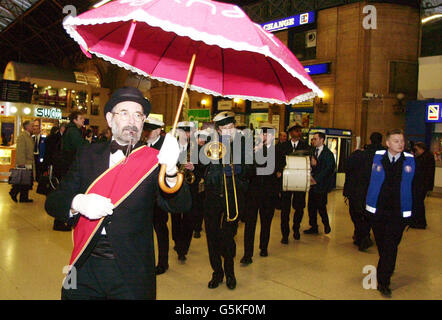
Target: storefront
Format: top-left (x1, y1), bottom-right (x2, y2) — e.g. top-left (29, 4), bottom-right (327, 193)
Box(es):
top-left (0, 102), bottom-right (62, 181)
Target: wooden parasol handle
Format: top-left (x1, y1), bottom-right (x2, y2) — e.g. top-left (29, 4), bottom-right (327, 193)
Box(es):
top-left (159, 53), bottom-right (196, 194)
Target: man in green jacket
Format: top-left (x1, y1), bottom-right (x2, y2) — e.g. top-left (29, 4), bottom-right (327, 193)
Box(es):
top-left (60, 111), bottom-right (86, 178)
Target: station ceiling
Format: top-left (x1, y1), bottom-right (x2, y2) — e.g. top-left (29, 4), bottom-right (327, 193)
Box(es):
top-left (0, 0), bottom-right (434, 77)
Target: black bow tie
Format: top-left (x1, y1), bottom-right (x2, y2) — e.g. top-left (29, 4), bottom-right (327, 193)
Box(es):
top-left (110, 140), bottom-right (130, 154)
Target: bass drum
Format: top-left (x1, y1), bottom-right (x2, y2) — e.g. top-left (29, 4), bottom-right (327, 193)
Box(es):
top-left (282, 155), bottom-right (311, 192)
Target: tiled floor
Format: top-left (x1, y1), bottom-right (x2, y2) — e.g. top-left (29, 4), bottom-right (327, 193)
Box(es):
top-left (0, 182), bottom-right (440, 300)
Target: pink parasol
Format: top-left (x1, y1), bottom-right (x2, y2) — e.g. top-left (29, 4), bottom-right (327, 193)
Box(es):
top-left (63, 0), bottom-right (323, 192)
top-left (63, 0), bottom-right (322, 105)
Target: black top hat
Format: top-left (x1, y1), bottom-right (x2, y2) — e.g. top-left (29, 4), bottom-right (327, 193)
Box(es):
top-left (104, 87), bottom-right (151, 117)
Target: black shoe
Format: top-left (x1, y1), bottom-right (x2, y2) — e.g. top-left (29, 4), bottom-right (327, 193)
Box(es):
top-left (9, 191), bottom-right (18, 203)
top-left (377, 284), bottom-right (392, 298)
top-left (53, 224), bottom-right (72, 232)
top-left (303, 227), bottom-right (318, 234)
top-left (240, 256), bottom-right (253, 265)
top-left (193, 231), bottom-right (201, 238)
top-left (324, 225), bottom-right (331, 234)
top-left (226, 275), bottom-right (236, 290)
top-left (293, 229), bottom-right (300, 240)
top-left (19, 199), bottom-right (33, 203)
top-left (208, 274), bottom-right (224, 289)
top-left (281, 237), bottom-right (288, 244)
top-left (358, 237), bottom-right (373, 251)
top-left (259, 249), bottom-right (268, 257)
top-left (155, 265), bottom-right (169, 275)
top-left (178, 254), bottom-right (186, 261)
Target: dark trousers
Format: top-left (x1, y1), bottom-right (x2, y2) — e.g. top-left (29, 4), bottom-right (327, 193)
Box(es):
top-left (413, 190), bottom-right (427, 227)
top-left (171, 211), bottom-right (194, 256)
top-left (348, 198), bottom-right (371, 243)
top-left (153, 206), bottom-right (169, 267)
top-left (61, 256), bottom-right (135, 300)
top-left (307, 190), bottom-right (330, 229)
top-left (10, 184), bottom-right (31, 201)
top-left (281, 191), bottom-right (306, 238)
top-left (243, 194), bottom-right (275, 258)
top-left (34, 154), bottom-right (42, 181)
top-left (171, 185), bottom-right (198, 256)
top-left (193, 191), bottom-right (205, 233)
top-left (204, 209), bottom-right (237, 277)
top-left (370, 212), bottom-right (406, 287)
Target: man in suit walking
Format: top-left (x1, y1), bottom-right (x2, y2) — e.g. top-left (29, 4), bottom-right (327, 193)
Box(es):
top-left (276, 123), bottom-right (310, 243)
top-left (305, 132), bottom-right (336, 235)
top-left (145, 117), bottom-right (170, 275)
top-left (45, 87), bottom-right (190, 300)
top-left (32, 119), bottom-right (45, 182)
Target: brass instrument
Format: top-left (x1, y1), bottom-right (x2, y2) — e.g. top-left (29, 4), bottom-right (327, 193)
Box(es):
top-left (203, 140), bottom-right (239, 222)
top-left (180, 142), bottom-right (196, 185)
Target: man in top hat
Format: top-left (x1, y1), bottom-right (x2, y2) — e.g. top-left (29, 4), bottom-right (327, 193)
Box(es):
top-left (202, 111), bottom-right (250, 290)
top-left (45, 87), bottom-right (191, 300)
top-left (241, 122), bottom-right (278, 264)
top-left (276, 123), bottom-right (310, 243)
top-left (171, 121), bottom-right (200, 262)
top-left (143, 117), bottom-right (170, 275)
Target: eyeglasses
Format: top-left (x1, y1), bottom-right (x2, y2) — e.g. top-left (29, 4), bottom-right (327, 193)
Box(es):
top-left (112, 110), bottom-right (145, 122)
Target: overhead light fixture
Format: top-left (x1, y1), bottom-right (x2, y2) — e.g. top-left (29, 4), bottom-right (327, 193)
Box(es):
top-left (201, 99), bottom-right (207, 106)
top-left (23, 107), bottom-right (31, 115)
top-left (422, 14), bottom-right (442, 24)
top-left (10, 106), bottom-right (17, 114)
top-left (47, 86), bottom-right (52, 89)
top-left (93, 0), bottom-right (112, 8)
top-left (233, 98), bottom-right (240, 103)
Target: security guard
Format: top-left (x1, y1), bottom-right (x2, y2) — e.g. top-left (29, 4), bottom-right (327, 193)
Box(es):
top-left (171, 121), bottom-right (200, 262)
top-left (145, 117), bottom-right (169, 275)
top-left (202, 111), bottom-right (250, 290)
top-left (241, 122), bottom-right (278, 265)
top-left (276, 123), bottom-right (310, 243)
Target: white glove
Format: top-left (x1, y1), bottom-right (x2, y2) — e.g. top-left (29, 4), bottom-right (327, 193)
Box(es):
top-left (158, 133), bottom-right (180, 176)
top-left (71, 193), bottom-right (114, 220)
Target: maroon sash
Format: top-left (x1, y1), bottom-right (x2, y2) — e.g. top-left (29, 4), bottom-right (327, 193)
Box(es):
top-left (68, 146), bottom-right (159, 267)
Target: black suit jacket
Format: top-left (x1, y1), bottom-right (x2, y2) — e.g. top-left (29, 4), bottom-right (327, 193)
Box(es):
top-left (45, 141), bottom-right (191, 299)
top-left (311, 145), bottom-right (336, 193)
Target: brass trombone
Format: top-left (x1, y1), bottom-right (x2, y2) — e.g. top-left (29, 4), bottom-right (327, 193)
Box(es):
top-left (204, 140), bottom-right (239, 222)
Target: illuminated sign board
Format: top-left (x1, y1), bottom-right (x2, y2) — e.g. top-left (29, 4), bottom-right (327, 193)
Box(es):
top-left (426, 103), bottom-right (442, 123)
top-left (34, 107), bottom-right (62, 119)
top-left (304, 63), bottom-right (330, 75)
top-left (261, 11), bottom-right (315, 32)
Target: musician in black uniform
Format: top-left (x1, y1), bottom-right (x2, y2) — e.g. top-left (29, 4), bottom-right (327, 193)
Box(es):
top-left (241, 123), bottom-right (278, 265)
top-left (202, 112), bottom-right (250, 290)
top-left (171, 121), bottom-right (200, 262)
top-left (145, 117), bottom-right (169, 275)
top-left (193, 129), bottom-right (212, 238)
top-left (276, 123), bottom-right (310, 243)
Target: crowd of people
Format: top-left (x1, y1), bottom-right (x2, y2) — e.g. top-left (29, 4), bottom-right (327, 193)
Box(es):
top-left (7, 86), bottom-right (436, 300)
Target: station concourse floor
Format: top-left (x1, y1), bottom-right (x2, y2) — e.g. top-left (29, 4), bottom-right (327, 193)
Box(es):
top-left (0, 182), bottom-right (440, 300)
